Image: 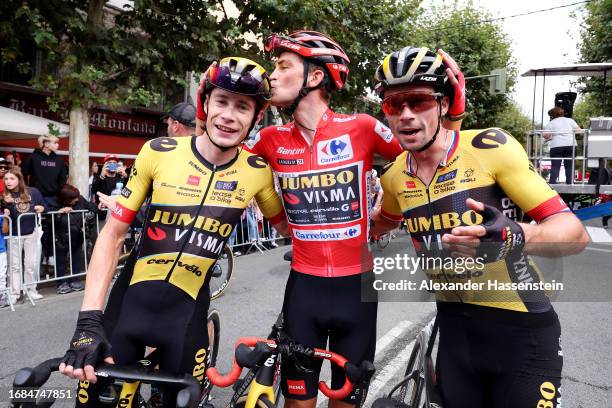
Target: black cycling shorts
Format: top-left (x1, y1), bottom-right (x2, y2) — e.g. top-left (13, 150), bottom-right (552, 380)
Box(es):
top-left (280, 270), bottom-right (377, 404)
top-left (75, 263), bottom-right (211, 408)
top-left (436, 302), bottom-right (563, 408)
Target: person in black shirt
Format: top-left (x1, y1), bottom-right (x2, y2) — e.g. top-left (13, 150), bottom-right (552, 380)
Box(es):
top-left (52, 184), bottom-right (97, 295)
top-left (21, 134), bottom-right (67, 206)
top-left (22, 134), bottom-right (67, 263)
top-left (1, 167), bottom-right (47, 302)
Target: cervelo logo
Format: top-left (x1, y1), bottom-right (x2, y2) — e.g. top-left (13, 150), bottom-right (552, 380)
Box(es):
top-left (317, 134), bottom-right (353, 165)
top-left (277, 146), bottom-right (306, 155)
top-left (293, 225), bottom-right (361, 241)
top-left (374, 120), bottom-right (394, 143)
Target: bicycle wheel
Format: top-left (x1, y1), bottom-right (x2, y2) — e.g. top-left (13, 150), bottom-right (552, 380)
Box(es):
top-left (390, 339), bottom-right (423, 407)
top-left (376, 233), bottom-right (391, 249)
top-left (210, 245), bottom-right (234, 300)
top-left (228, 395), bottom-right (276, 408)
top-left (207, 308), bottom-right (221, 368)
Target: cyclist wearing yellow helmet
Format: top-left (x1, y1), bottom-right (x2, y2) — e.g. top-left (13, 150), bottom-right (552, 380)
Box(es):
top-left (372, 46), bottom-right (588, 408)
top-left (59, 57), bottom-right (288, 407)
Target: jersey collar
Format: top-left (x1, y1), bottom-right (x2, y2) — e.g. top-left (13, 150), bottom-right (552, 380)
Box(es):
top-left (191, 136), bottom-right (241, 171)
top-left (405, 130), bottom-right (459, 176)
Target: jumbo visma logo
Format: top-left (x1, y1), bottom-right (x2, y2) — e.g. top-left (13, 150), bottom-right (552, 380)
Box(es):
top-left (405, 210), bottom-right (484, 234)
top-left (146, 208), bottom-right (236, 256)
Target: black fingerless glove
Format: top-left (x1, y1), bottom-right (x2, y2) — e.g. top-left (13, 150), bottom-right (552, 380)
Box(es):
top-left (477, 204), bottom-right (525, 263)
top-left (61, 310), bottom-right (112, 369)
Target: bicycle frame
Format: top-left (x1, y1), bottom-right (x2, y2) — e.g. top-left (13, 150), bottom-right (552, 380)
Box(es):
top-left (227, 349), bottom-right (280, 408)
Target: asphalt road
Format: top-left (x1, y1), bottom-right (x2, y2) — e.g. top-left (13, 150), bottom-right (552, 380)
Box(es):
top-left (1, 228), bottom-right (611, 407)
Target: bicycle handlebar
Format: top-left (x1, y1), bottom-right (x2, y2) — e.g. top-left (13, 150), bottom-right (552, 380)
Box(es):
top-left (11, 358), bottom-right (200, 408)
top-left (206, 337), bottom-right (357, 400)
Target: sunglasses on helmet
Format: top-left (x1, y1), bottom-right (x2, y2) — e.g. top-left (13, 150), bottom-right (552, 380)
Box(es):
top-left (265, 33), bottom-right (349, 61)
top-left (208, 65), bottom-right (270, 97)
top-left (381, 92), bottom-right (443, 116)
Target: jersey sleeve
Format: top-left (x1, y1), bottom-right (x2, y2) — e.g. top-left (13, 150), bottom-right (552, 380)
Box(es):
top-left (111, 142), bottom-right (155, 224)
top-left (366, 115), bottom-right (404, 160)
top-left (484, 128), bottom-right (570, 222)
top-left (379, 163), bottom-right (404, 222)
top-left (254, 164), bottom-right (285, 225)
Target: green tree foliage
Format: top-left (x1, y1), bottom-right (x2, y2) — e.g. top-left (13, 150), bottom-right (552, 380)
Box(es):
top-left (0, 0), bottom-right (228, 111)
top-left (492, 102), bottom-right (532, 146)
top-left (410, 2), bottom-right (518, 133)
top-left (575, 0), bottom-right (612, 117)
top-left (234, 0), bottom-right (420, 111)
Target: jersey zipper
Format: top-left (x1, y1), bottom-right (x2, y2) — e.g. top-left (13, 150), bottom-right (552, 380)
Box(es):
top-left (415, 163), bottom-right (463, 303)
top-left (300, 128), bottom-right (333, 277)
top-left (165, 164), bottom-right (217, 283)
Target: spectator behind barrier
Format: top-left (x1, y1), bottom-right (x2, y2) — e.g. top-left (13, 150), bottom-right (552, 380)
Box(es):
top-left (52, 184), bottom-right (97, 295)
top-left (91, 154), bottom-right (127, 221)
top-left (88, 162), bottom-right (100, 201)
top-left (1, 167), bottom-right (47, 303)
top-left (21, 134), bottom-right (68, 265)
top-left (5, 151), bottom-right (22, 169)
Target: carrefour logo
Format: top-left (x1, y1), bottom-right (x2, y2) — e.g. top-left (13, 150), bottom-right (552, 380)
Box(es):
top-left (317, 135), bottom-right (353, 165)
top-left (293, 225), bottom-right (361, 241)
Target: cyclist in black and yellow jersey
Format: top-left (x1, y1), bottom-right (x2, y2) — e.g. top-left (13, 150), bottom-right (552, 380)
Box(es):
top-left (371, 47), bottom-right (589, 408)
top-left (59, 57), bottom-right (289, 407)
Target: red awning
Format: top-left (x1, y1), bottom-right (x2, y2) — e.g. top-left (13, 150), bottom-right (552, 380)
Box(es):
top-left (0, 132), bottom-right (150, 161)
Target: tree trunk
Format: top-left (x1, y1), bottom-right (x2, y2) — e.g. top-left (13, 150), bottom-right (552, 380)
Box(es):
top-left (69, 106), bottom-right (90, 196)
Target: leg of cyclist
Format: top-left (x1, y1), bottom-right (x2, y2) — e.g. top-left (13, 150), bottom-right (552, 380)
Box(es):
top-left (327, 273), bottom-right (377, 408)
top-left (281, 271), bottom-right (328, 408)
top-left (281, 272), bottom-right (377, 408)
top-left (437, 304), bottom-right (563, 408)
top-left (73, 256), bottom-right (141, 408)
top-left (156, 285), bottom-right (211, 407)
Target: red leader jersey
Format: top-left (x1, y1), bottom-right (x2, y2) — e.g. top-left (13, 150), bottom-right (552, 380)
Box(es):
top-left (246, 109), bottom-right (403, 277)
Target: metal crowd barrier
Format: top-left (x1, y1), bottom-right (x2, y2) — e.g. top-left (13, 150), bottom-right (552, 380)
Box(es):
top-left (2, 204), bottom-right (283, 311)
top-left (526, 129), bottom-right (589, 184)
top-left (1, 215), bottom-right (14, 311)
top-left (226, 206), bottom-right (283, 255)
top-left (4, 210), bottom-right (95, 308)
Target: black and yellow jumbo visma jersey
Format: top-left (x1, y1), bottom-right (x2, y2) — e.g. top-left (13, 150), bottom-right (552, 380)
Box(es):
top-left (112, 136), bottom-right (284, 300)
top-left (380, 128), bottom-right (570, 313)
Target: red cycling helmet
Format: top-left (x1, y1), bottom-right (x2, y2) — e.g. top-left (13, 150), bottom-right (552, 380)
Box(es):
top-left (265, 30), bottom-right (350, 91)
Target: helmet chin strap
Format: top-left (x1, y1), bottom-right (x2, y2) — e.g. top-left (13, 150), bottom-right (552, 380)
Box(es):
top-left (282, 61), bottom-right (325, 117)
top-left (416, 99), bottom-right (443, 152)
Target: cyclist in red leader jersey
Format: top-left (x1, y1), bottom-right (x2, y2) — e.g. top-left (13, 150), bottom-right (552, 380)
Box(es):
top-left (194, 32), bottom-right (464, 408)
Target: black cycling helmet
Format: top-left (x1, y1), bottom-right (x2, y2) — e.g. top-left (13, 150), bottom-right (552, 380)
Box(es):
top-left (374, 47), bottom-right (452, 100)
top-left (265, 30), bottom-right (350, 115)
top-left (374, 47), bottom-right (453, 153)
